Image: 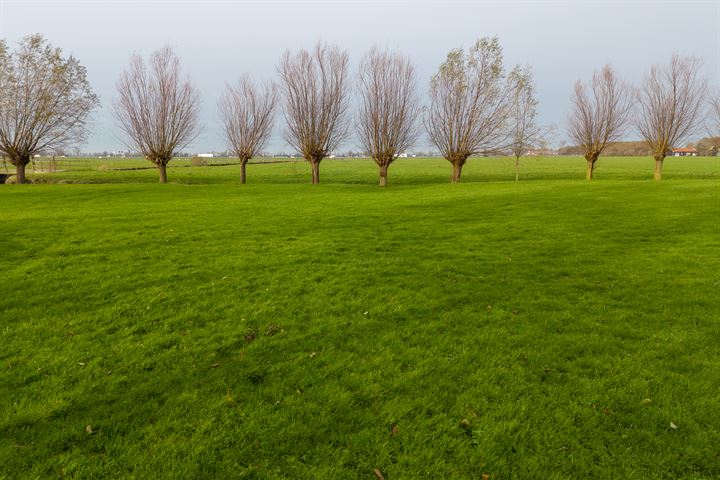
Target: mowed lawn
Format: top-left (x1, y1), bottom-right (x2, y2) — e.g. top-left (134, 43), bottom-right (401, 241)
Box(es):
top-left (1, 157), bottom-right (719, 479)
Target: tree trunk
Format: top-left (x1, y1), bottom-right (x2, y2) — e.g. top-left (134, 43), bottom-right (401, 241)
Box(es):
top-left (240, 160), bottom-right (247, 184)
top-left (654, 155), bottom-right (664, 181)
top-left (515, 156), bottom-right (520, 182)
top-left (10, 153), bottom-right (31, 184)
top-left (158, 163), bottom-right (168, 183)
top-left (311, 160), bottom-right (320, 184)
top-left (379, 163), bottom-right (388, 186)
top-left (15, 162), bottom-right (26, 184)
top-left (586, 158), bottom-right (596, 180)
top-left (452, 162), bottom-right (464, 183)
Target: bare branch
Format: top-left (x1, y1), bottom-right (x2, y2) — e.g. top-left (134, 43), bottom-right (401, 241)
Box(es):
top-left (508, 65), bottom-right (541, 181)
top-left (704, 87), bottom-right (720, 151)
top-left (356, 47), bottom-right (421, 186)
top-left (113, 46), bottom-right (201, 183)
top-left (0, 34), bottom-right (99, 183)
top-left (567, 64), bottom-right (633, 180)
top-left (425, 37), bottom-right (517, 183)
top-left (636, 54), bottom-right (707, 180)
top-left (277, 41), bottom-right (351, 184)
top-left (218, 76), bottom-right (278, 183)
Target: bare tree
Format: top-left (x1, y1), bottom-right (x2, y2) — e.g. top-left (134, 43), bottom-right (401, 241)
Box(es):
top-left (567, 65), bottom-right (633, 180)
top-left (114, 46), bottom-right (200, 183)
top-left (706, 87), bottom-right (720, 152)
top-left (0, 34), bottom-right (98, 184)
top-left (425, 37), bottom-right (516, 183)
top-left (218, 76), bottom-right (277, 184)
top-left (636, 54), bottom-right (707, 181)
top-left (508, 65), bottom-right (541, 182)
top-left (357, 48), bottom-right (420, 186)
top-left (278, 42), bottom-right (351, 184)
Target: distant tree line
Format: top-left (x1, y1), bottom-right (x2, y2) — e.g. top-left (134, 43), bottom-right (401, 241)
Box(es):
top-left (1, 34), bottom-right (718, 185)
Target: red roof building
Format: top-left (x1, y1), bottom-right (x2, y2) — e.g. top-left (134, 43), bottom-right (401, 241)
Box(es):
top-left (670, 147), bottom-right (698, 156)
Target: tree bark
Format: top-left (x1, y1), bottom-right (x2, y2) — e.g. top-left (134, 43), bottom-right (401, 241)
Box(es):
top-left (452, 162), bottom-right (464, 183)
top-left (515, 156), bottom-right (520, 182)
top-left (158, 163), bottom-right (168, 183)
top-left (10, 154), bottom-right (31, 184)
top-left (311, 160), bottom-right (320, 184)
top-left (654, 155), bottom-right (664, 181)
top-left (379, 163), bottom-right (388, 186)
top-left (15, 162), bottom-right (26, 184)
top-left (586, 158), bottom-right (596, 180)
top-left (240, 159), bottom-right (247, 184)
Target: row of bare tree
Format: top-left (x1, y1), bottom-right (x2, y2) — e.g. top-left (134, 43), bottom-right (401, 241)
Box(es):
top-left (217, 38), bottom-right (542, 186)
top-left (0, 35), bottom-right (542, 185)
top-left (568, 56), bottom-right (708, 181)
top-left (0, 35), bottom-right (717, 185)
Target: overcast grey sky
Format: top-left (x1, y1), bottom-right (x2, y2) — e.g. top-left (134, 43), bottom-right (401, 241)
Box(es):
top-left (1, 0), bottom-right (718, 153)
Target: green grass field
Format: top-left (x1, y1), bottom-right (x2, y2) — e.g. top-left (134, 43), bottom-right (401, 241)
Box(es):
top-left (1, 156), bottom-right (719, 479)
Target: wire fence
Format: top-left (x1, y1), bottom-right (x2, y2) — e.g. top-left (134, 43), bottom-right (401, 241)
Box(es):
top-left (0, 156), bottom-right (350, 179)
top-left (29, 157), bottom-right (92, 172)
top-left (0, 156), bottom-right (299, 174)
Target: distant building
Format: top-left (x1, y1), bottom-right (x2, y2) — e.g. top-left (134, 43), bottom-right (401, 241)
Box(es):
top-left (526, 148), bottom-right (556, 156)
top-left (197, 153), bottom-right (214, 158)
top-left (670, 147), bottom-right (697, 157)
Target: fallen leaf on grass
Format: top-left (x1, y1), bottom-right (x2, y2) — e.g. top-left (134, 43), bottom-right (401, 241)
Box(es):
top-left (390, 423), bottom-right (399, 436)
top-left (670, 422), bottom-right (678, 430)
top-left (373, 468), bottom-right (385, 480)
top-left (265, 324), bottom-right (282, 336)
top-left (85, 425), bottom-right (93, 434)
top-left (211, 363), bottom-right (220, 368)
